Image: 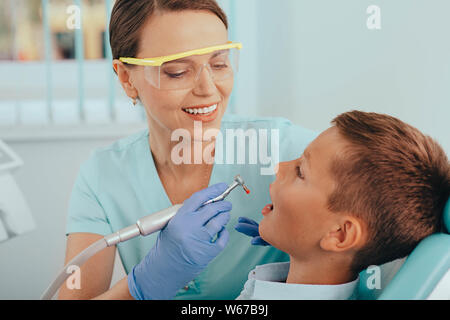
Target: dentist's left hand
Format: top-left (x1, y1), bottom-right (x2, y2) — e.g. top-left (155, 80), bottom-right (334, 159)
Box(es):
top-left (234, 217), bottom-right (270, 246)
top-left (127, 183), bottom-right (232, 300)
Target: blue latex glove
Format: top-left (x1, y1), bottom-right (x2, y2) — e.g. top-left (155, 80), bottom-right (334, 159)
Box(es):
top-left (128, 183), bottom-right (232, 300)
top-left (234, 217), bottom-right (271, 246)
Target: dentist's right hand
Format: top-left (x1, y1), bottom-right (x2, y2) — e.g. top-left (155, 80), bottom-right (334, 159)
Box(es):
top-left (127, 183), bottom-right (232, 300)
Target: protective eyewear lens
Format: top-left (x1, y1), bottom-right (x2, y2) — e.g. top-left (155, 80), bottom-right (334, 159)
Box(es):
top-left (143, 48), bottom-right (240, 90)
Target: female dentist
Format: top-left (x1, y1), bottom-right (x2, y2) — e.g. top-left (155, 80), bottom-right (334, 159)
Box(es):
top-left (59, 0), bottom-right (316, 300)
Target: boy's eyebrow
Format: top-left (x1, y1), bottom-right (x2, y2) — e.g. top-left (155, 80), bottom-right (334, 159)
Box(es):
top-left (303, 150), bottom-right (312, 168)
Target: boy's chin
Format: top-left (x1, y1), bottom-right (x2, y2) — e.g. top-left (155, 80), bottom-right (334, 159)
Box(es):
top-left (259, 218), bottom-right (275, 246)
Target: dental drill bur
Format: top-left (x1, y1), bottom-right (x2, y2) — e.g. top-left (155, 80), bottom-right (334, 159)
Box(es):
top-left (203, 175), bottom-right (250, 206)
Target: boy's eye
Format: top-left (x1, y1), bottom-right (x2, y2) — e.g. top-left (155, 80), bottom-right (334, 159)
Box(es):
top-left (296, 165), bottom-right (304, 179)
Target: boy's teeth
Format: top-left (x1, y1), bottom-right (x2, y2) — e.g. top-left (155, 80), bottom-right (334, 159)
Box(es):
top-left (184, 104), bottom-right (217, 115)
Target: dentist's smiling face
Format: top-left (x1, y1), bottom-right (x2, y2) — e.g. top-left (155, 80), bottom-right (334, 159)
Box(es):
top-left (129, 10), bottom-right (233, 137)
top-left (259, 127), bottom-right (349, 257)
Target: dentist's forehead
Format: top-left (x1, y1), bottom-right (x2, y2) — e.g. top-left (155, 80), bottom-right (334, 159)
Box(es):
top-left (138, 10), bottom-right (228, 57)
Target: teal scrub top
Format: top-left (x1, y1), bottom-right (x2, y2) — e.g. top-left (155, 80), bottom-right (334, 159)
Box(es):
top-left (66, 114), bottom-right (317, 300)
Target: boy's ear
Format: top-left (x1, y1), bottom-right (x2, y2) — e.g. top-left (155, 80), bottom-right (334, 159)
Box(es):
top-left (112, 59), bottom-right (139, 99)
top-left (320, 216), bottom-right (365, 253)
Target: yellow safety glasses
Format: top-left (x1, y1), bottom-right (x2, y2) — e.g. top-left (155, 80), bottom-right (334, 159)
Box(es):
top-left (119, 42), bottom-right (242, 90)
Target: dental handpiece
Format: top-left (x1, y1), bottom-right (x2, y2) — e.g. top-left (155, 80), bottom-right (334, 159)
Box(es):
top-left (41, 174), bottom-right (251, 300)
top-left (203, 175), bottom-right (250, 205)
top-left (104, 174), bottom-right (250, 245)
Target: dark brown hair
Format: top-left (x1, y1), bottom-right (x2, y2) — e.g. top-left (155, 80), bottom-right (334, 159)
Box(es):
top-left (109, 0), bottom-right (228, 62)
top-left (328, 111), bottom-right (450, 274)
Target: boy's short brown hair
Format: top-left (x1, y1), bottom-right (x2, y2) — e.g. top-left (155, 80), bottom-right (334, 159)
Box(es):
top-left (328, 111), bottom-right (450, 274)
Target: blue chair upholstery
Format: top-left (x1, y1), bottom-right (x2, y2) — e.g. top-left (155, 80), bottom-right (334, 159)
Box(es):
top-left (358, 198), bottom-right (450, 300)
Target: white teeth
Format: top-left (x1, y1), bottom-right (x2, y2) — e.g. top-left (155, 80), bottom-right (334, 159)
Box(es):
top-left (183, 104), bottom-right (217, 115)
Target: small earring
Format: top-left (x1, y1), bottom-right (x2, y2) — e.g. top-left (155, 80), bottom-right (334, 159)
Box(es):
top-left (132, 97), bottom-right (137, 106)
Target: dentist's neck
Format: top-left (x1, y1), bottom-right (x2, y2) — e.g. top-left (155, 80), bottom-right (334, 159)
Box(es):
top-left (147, 118), bottom-right (216, 179)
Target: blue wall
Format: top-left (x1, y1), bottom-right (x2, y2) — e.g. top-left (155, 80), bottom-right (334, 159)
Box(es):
top-left (221, 0), bottom-right (450, 152)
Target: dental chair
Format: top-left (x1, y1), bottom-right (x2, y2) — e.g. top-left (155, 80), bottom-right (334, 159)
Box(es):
top-left (358, 198), bottom-right (450, 300)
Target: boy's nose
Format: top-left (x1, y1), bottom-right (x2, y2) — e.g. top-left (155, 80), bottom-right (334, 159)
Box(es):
top-left (275, 161), bottom-right (287, 180)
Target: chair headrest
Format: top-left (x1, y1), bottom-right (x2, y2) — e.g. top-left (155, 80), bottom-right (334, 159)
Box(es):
top-left (444, 198), bottom-right (450, 233)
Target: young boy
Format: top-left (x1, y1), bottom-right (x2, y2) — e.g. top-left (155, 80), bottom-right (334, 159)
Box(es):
top-left (235, 111), bottom-right (450, 300)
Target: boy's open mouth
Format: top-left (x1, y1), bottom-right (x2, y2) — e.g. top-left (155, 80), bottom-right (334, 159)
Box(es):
top-left (262, 204), bottom-right (273, 216)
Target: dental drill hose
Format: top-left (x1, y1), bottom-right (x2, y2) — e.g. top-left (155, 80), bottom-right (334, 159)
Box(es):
top-left (41, 175), bottom-right (250, 300)
top-left (40, 237), bottom-right (108, 300)
top-left (40, 204), bottom-right (182, 300)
